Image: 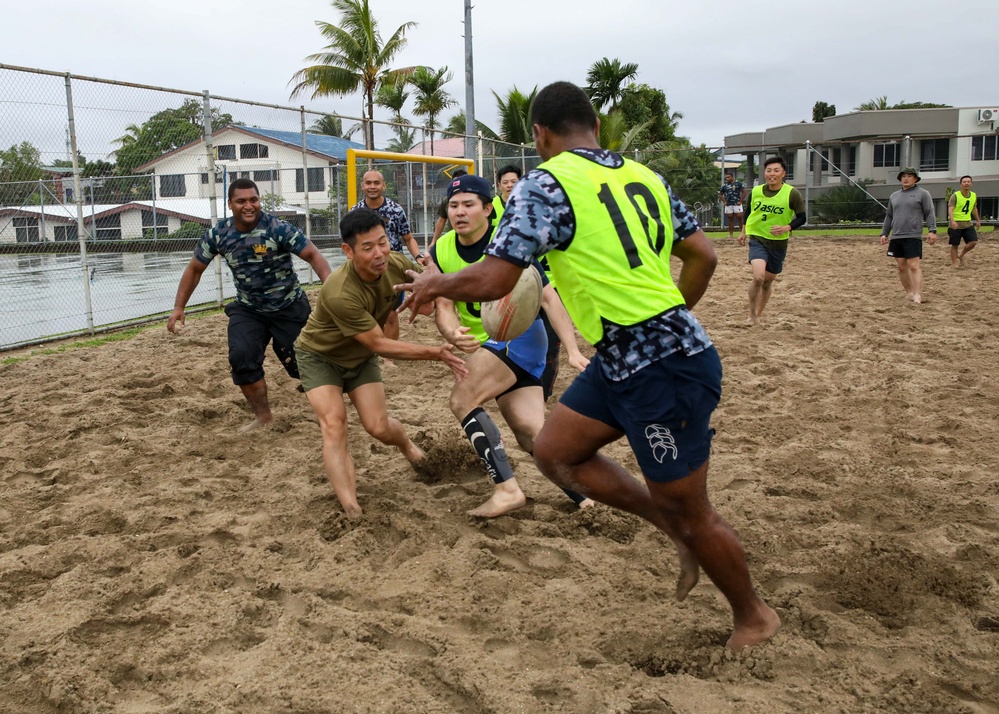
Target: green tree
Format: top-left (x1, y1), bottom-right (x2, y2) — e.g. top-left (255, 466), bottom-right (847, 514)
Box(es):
top-left (408, 66), bottom-right (457, 155)
top-left (855, 96), bottom-right (951, 111)
top-left (493, 85), bottom-right (537, 145)
top-left (0, 142), bottom-right (46, 205)
top-left (114, 101), bottom-right (233, 175)
top-left (812, 101), bottom-right (836, 122)
top-left (289, 0), bottom-right (417, 150)
top-left (310, 113), bottom-right (361, 140)
top-left (812, 180), bottom-right (883, 223)
top-left (445, 111), bottom-right (498, 139)
top-left (633, 141), bottom-right (720, 210)
top-left (597, 112), bottom-right (650, 152)
top-left (585, 58), bottom-right (638, 111)
top-left (618, 84), bottom-right (681, 146)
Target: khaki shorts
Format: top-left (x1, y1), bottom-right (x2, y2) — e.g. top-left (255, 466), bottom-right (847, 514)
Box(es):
top-left (295, 348), bottom-right (382, 393)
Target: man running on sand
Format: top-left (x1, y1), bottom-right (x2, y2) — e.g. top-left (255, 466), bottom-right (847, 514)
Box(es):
top-left (880, 167), bottom-right (937, 303)
top-left (396, 81), bottom-right (779, 651)
top-left (431, 174), bottom-right (592, 517)
top-left (948, 175), bottom-right (981, 267)
top-left (168, 178), bottom-right (332, 432)
top-left (294, 208), bottom-right (466, 518)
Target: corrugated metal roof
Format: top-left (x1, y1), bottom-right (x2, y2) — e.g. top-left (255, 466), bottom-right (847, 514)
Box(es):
top-left (237, 126), bottom-right (365, 161)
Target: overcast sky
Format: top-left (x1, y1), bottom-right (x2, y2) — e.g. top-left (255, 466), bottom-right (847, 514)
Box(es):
top-left (3, 0), bottom-right (996, 159)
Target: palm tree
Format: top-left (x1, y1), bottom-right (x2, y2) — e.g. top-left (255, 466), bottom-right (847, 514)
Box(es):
top-left (445, 111), bottom-right (498, 140)
top-left (309, 113), bottom-right (361, 140)
top-left (586, 58), bottom-right (639, 111)
top-left (289, 0), bottom-right (417, 150)
top-left (597, 112), bottom-right (651, 152)
top-left (493, 86), bottom-right (537, 145)
top-left (408, 66), bottom-right (457, 155)
top-left (375, 79), bottom-right (410, 120)
top-left (855, 96), bottom-right (890, 111)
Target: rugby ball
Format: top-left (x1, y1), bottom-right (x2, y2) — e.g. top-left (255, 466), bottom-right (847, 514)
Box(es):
top-left (481, 267), bottom-right (543, 341)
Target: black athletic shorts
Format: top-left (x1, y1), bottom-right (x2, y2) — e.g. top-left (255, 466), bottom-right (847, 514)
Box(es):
top-left (886, 238), bottom-right (922, 260)
top-left (948, 227), bottom-right (978, 246)
top-left (224, 293), bottom-right (311, 385)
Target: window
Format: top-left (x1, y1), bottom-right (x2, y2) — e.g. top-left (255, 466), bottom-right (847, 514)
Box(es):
top-left (253, 169), bottom-right (277, 182)
top-left (141, 210), bottom-right (169, 237)
top-left (844, 146), bottom-right (857, 176)
top-left (159, 174), bottom-right (186, 198)
top-left (95, 214), bottom-right (121, 241)
top-left (296, 167), bottom-right (326, 193)
top-left (13, 217), bottom-right (40, 243)
top-left (971, 135), bottom-right (999, 161)
top-left (873, 142), bottom-right (900, 168)
top-left (780, 152), bottom-right (795, 180)
top-left (978, 197), bottom-right (998, 220)
top-left (216, 144), bottom-right (236, 160)
top-left (809, 150), bottom-right (829, 173)
top-left (201, 173), bottom-right (209, 185)
top-left (919, 139), bottom-right (950, 171)
top-left (54, 225), bottom-right (79, 242)
top-left (240, 143), bottom-right (269, 159)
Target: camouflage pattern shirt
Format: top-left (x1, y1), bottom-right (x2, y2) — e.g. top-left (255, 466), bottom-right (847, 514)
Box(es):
top-left (193, 212), bottom-right (310, 313)
top-left (484, 147), bottom-right (712, 381)
top-left (351, 197), bottom-right (412, 253)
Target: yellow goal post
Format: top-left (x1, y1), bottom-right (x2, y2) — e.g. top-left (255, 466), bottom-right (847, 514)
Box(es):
top-left (346, 149), bottom-right (475, 250)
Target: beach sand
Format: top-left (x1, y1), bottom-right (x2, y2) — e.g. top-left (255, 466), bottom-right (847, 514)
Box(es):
top-left (2, 235), bottom-right (997, 713)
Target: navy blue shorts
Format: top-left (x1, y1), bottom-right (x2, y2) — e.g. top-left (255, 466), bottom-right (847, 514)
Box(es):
top-left (748, 237), bottom-right (787, 275)
top-left (887, 238), bottom-right (922, 260)
top-left (483, 317), bottom-right (547, 382)
top-left (560, 347), bottom-right (721, 482)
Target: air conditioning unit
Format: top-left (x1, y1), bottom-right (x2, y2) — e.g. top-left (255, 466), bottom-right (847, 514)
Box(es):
top-left (978, 108), bottom-right (999, 123)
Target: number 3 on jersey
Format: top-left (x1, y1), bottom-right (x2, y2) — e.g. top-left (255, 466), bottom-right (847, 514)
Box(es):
top-left (597, 182), bottom-right (667, 269)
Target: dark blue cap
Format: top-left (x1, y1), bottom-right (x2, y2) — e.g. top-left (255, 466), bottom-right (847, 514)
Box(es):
top-left (446, 174), bottom-right (493, 201)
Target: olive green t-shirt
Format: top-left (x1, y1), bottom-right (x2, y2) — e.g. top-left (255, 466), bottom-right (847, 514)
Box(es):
top-left (295, 252), bottom-right (419, 368)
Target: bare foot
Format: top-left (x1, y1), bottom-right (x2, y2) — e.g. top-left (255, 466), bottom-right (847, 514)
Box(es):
top-left (341, 502), bottom-right (363, 520)
top-left (401, 441), bottom-right (426, 465)
top-left (745, 314), bottom-right (757, 327)
top-left (674, 546), bottom-right (700, 602)
top-left (726, 604), bottom-right (781, 652)
top-left (577, 498), bottom-right (596, 509)
top-left (239, 415), bottom-right (273, 433)
top-left (468, 480), bottom-right (527, 517)
top-left (911, 293), bottom-right (922, 304)
top-left (959, 257), bottom-right (966, 267)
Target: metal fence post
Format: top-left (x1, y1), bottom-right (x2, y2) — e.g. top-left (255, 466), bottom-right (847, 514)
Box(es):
top-left (421, 126), bottom-right (429, 249)
top-left (202, 91), bottom-right (222, 306)
top-left (804, 140), bottom-right (811, 224)
top-left (65, 72), bottom-right (94, 334)
top-left (300, 107), bottom-right (314, 284)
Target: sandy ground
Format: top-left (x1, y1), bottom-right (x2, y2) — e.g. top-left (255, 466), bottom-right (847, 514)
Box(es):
top-left (1, 235), bottom-right (998, 714)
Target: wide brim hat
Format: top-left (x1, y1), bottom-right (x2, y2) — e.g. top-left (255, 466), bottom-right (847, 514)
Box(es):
top-left (897, 167), bottom-right (921, 182)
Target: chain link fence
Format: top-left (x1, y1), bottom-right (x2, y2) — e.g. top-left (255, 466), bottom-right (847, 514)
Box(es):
top-left (0, 65), bottom-right (539, 349)
top-left (14, 63), bottom-right (946, 350)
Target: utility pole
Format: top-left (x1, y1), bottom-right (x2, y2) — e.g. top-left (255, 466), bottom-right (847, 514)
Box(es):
top-left (463, 0), bottom-right (476, 165)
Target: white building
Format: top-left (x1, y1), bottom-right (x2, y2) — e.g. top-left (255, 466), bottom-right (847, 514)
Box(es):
top-left (724, 106), bottom-right (999, 219)
top-left (134, 125), bottom-right (364, 205)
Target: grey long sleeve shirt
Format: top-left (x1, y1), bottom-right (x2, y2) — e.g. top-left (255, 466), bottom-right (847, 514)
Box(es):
top-left (882, 186), bottom-right (936, 239)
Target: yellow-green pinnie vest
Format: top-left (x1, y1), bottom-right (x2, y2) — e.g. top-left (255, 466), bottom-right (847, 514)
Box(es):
top-left (954, 190), bottom-right (977, 220)
top-left (535, 151), bottom-right (685, 346)
top-left (434, 229), bottom-right (490, 344)
top-left (745, 183), bottom-right (793, 240)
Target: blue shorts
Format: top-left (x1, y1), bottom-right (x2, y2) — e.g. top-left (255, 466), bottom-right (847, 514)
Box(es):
top-left (560, 347), bottom-right (721, 482)
top-left (483, 317), bottom-right (547, 382)
top-left (748, 237), bottom-right (787, 275)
